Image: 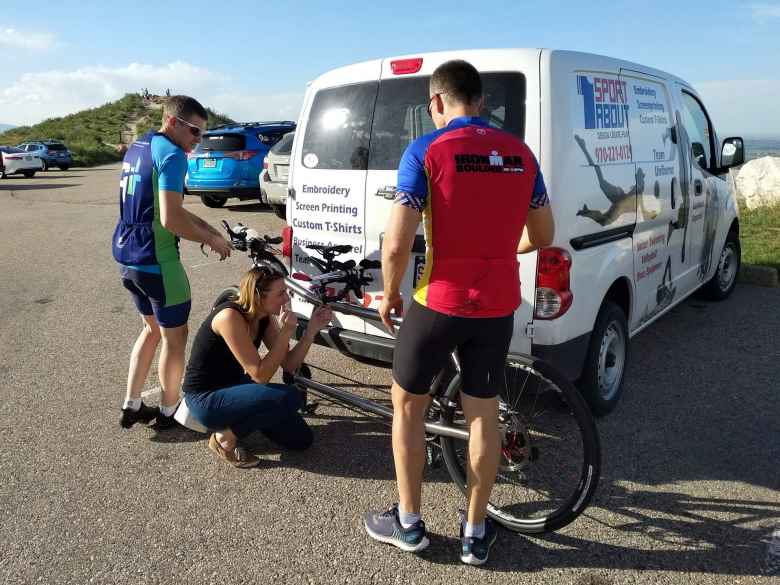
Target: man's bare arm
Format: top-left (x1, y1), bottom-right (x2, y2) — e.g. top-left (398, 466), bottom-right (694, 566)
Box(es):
top-left (382, 204), bottom-right (421, 299)
top-left (518, 205), bottom-right (555, 254)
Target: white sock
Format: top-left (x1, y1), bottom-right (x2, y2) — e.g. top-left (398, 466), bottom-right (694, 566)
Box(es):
top-left (123, 398), bottom-right (142, 411)
top-left (159, 403), bottom-right (178, 417)
top-left (464, 520), bottom-right (485, 539)
top-left (398, 506), bottom-right (421, 529)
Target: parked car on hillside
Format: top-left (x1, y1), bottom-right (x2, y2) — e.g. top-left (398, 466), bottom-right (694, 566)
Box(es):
top-left (0, 146), bottom-right (42, 178)
top-left (16, 140), bottom-right (72, 171)
top-left (260, 130), bottom-right (294, 219)
top-left (185, 121), bottom-right (296, 208)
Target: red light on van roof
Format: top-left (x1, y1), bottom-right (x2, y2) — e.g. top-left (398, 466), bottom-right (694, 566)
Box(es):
top-left (391, 58), bottom-right (423, 75)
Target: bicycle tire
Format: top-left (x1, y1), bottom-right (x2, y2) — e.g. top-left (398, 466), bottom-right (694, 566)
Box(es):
top-left (439, 356), bottom-right (601, 534)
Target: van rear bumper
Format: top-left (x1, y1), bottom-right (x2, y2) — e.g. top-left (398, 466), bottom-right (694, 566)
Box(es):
top-left (297, 316), bottom-right (591, 380)
top-left (531, 332), bottom-right (591, 381)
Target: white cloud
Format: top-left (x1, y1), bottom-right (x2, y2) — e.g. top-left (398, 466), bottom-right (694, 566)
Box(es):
top-left (0, 62), bottom-right (302, 127)
top-left (694, 79), bottom-right (780, 137)
top-left (750, 3), bottom-right (780, 23)
top-left (0, 27), bottom-right (56, 50)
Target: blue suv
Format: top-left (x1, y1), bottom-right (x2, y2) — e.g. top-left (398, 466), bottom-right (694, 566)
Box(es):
top-left (185, 121), bottom-right (296, 208)
top-left (16, 140), bottom-right (73, 171)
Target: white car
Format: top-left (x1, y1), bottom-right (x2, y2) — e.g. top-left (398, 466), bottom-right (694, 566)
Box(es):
top-left (260, 131), bottom-right (294, 219)
top-left (283, 48), bottom-right (744, 416)
top-left (1, 146), bottom-right (42, 178)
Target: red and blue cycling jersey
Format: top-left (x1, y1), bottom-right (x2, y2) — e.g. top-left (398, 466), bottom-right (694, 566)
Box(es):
top-left (396, 116), bottom-right (548, 318)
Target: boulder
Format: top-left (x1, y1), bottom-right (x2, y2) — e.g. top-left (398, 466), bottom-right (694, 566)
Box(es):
top-left (734, 156), bottom-right (780, 210)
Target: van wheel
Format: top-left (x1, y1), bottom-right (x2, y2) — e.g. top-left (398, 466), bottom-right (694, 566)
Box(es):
top-left (578, 301), bottom-right (628, 417)
top-left (201, 194), bottom-right (226, 208)
top-left (697, 232), bottom-right (740, 301)
top-left (271, 204), bottom-right (286, 220)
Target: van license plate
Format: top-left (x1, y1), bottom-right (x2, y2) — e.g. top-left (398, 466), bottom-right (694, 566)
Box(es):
top-left (202, 159), bottom-right (217, 168)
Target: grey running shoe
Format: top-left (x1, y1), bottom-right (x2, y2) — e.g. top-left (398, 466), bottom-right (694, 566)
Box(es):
top-left (459, 512), bottom-right (498, 566)
top-left (364, 504), bottom-right (429, 553)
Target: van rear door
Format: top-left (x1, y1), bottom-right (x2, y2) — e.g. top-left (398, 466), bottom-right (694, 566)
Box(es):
top-left (289, 60), bottom-right (381, 334)
top-left (362, 50), bottom-right (540, 355)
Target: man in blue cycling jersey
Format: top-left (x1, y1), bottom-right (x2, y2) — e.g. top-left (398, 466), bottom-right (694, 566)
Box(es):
top-left (364, 60), bottom-right (554, 565)
top-left (112, 95), bottom-right (232, 430)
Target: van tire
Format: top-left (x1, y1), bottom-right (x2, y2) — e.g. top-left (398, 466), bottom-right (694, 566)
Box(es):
top-left (271, 204), bottom-right (286, 220)
top-left (578, 300), bottom-right (628, 417)
top-left (697, 232), bottom-right (740, 301)
top-left (201, 194), bottom-right (226, 208)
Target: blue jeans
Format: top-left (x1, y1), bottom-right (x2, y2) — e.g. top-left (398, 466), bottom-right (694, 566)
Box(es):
top-left (185, 383), bottom-right (312, 451)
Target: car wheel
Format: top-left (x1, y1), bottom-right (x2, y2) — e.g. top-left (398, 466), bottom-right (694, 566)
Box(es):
top-left (271, 204), bottom-right (286, 220)
top-left (201, 194), bottom-right (226, 208)
top-left (42, 160), bottom-right (49, 171)
top-left (697, 231), bottom-right (741, 301)
top-left (58, 165), bottom-right (69, 171)
top-left (577, 300), bottom-right (629, 417)
top-left (23, 171), bottom-right (36, 178)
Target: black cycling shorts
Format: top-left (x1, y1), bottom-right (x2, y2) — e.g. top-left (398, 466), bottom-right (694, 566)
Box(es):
top-left (392, 301), bottom-right (514, 399)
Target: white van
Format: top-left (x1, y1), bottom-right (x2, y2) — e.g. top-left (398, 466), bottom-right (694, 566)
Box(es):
top-left (281, 49), bottom-right (745, 415)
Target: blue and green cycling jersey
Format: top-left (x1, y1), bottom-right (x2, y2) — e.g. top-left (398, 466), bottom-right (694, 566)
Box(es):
top-left (111, 132), bottom-right (190, 306)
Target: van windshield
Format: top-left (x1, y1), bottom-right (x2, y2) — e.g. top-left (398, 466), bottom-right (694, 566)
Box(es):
top-left (302, 73), bottom-right (526, 171)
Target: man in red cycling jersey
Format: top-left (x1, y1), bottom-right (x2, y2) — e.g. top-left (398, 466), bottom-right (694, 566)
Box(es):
top-left (364, 60), bottom-right (554, 565)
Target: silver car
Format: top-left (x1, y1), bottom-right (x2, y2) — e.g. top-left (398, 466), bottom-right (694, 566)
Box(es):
top-left (259, 131), bottom-right (294, 219)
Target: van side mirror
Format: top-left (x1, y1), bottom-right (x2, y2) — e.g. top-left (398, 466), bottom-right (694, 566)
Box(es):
top-left (720, 137), bottom-right (744, 170)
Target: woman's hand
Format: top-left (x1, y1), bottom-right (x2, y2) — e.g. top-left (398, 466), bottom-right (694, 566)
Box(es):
top-left (307, 306), bottom-right (333, 334)
top-left (279, 308), bottom-right (298, 336)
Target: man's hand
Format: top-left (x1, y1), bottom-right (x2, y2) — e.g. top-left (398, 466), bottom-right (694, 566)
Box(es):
top-left (379, 294), bottom-right (404, 334)
top-left (307, 306), bottom-right (333, 334)
top-left (207, 234), bottom-right (233, 260)
top-left (279, 307), bottom-right (298, 336)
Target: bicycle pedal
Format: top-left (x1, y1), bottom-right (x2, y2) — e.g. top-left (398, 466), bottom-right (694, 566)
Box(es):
top-left (426, 444), bottom-right (443, 468)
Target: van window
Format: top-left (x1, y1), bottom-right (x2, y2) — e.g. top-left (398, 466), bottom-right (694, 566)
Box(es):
top-left (680, 92), bottom-right (714, 170)
top-left (200, 133), bottom-right (246, 151)
top-left (302, 82), bottom-right (378, 170)
top-left (368, 72), bottom-right (526, 170)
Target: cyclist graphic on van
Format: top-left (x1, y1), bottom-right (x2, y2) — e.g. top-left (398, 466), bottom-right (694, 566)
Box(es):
top-left (698, 184), bottom-right (723, 280)
top-left (573, 134), bottom-right (658, 226)
top-left (667, 113), bottom-right (691, 263)
top-left (638, 255), bottom-right (677, 327)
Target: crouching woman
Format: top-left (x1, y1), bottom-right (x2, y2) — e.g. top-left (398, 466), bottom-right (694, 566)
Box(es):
top-left (182, 266), bottom-right (331, 468)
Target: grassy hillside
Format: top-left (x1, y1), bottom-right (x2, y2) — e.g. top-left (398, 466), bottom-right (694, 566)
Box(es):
top-left (0, 94), bottom-right (233, 167)
top-left (740, 202), bottom-right (780, 271)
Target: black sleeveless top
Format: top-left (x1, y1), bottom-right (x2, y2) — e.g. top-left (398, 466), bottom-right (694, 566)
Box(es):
top-left (182, 301), bottom-right (270, 394)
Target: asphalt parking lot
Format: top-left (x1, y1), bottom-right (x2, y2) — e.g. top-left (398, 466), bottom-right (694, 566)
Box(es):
top-left (1, 164), bottom-right (778, 585)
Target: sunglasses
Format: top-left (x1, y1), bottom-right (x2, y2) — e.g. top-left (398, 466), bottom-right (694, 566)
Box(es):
top-left (426, 93), bottom-right (447, 118)
top-left (253, 265), bottom-right (284, 292)
top-left (175, 116), bottom-right (206, 137)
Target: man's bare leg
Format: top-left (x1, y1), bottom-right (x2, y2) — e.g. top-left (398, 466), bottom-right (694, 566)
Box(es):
top-left (159, 324), bottom-right (188, 408)
top-left (460, 393), bottom-right (501, 525)
top-left (391, 382), bottom-right (431, 515)
top-left (125, 314), bottom-right (161, 402)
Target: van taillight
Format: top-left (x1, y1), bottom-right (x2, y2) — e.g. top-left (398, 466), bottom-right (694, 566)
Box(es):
top-left (282, 225), bottom-right (292, 258)
top-left (534, 248), bottom-right (573, 320)
top-left (391, 58), bottom-right (423, 75)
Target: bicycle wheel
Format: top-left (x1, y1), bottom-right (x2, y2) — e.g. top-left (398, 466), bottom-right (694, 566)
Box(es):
top-left (439, 356), bottom-right (600, 534)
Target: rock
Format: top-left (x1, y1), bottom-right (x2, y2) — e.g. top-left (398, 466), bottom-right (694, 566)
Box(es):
top-left (734, 156), bottom-right (780, 209)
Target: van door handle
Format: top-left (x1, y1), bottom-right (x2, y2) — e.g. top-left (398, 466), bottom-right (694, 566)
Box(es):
top-left (694, 179), bottom-right (703, 195)
top-left (375, 186), bottom-right (397, 200)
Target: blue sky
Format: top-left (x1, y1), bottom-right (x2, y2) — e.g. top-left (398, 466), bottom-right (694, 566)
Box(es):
top-left (1, 0), bottom-right (779, 136)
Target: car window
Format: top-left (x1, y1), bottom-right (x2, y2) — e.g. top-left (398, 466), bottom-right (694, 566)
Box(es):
top-left (199, 133), bottom-right (246, 151)
top-left (368, 72), bottom-right (526, 170)
top-left (257, 130), bottom-right (290, 147)
top-left (1, 146), bottom-right (24, 153)
top-left (46, 143), bottom-right (67, 151)
top-left (302, 82), bottom-right (379, 170)
top-left (270, 132), bottom-right (294, 156)
top-left (680, 92), bottom-right (714, 170)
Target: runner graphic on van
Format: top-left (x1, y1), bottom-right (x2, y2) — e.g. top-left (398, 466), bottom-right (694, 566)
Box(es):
top-left (573, 134), bottom-right (658, 226)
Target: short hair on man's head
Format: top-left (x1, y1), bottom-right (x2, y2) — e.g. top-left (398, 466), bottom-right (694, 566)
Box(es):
top-left (430, 60), bottom-right (482, 106)
top-left (163, 95), bottom-right (208, 123)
